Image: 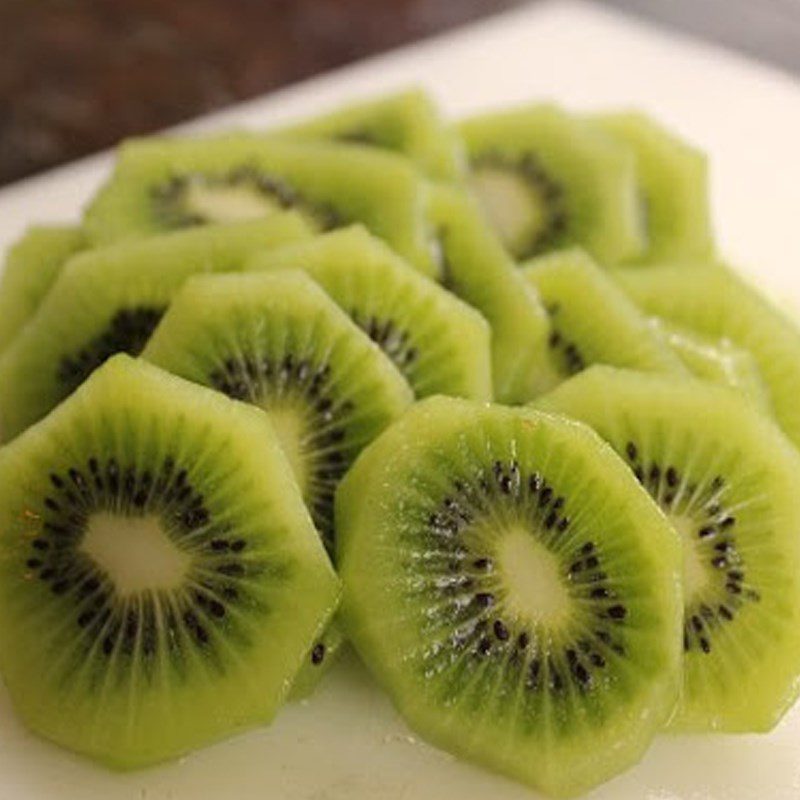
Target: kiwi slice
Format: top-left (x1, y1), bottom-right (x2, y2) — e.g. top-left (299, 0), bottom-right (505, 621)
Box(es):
top-left (537, 367), bottom-right (800, 731)
top-left (459, 104), bottom-right (645, 264)
top-left (590, 112), bottom-right (715, 261)
top-left (0, 225), bottom-right (87, 353)
top-left (245, 225), bottom-right (492, 401)
top-left (522, 248), bottom-right (686, 379)
top-left (143, 269), bottom-right (413, 552)
top-left (337, 396), bottom-right (682, 797)
top-left (0, 215), bottom-right (311, 442)
top-left (653, 318), bottom-right (769, 408)
top-left (0, 354), bottom-right (339, 767)
top-left (425, 184), bottom-right (555, 402)
top-left (277, 88), bottom-right (464, 181)
top-left (614, 265), bottom-right (800, 448)
top-left (84, 134), bottom-right (439, 278)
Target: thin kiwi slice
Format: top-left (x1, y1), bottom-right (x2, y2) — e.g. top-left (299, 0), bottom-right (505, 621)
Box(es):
top-left (0, 225), bottom-right (87, 353)
top-left (537, 367), bottom-right (800, 731)
top-left (337, 396), bottom-right (682, 797)
top-left (277, 88), bottom-right (464, 181)
top-left (522, 248), bottom-right (686, 379)
top-left (614, 265), bottom-right (800, 448)
top-left (0, 354), bottom-right (339, 767)
top-left (652, 318), bottom-right (770, 408)
top-left (245, 225), bottom-right (492, 400)
top-left (84, 134), bottom-right (439, 277)
top-left (425, 184), bottom-right (556, 402)
top-left (0, 215), bottom-right (311, 442)
top-left (143, 269), bottom-right (413, 552)
top-left (459, 104), bottom-right (645, 264)
top-left (590, 112), bottom-right (714, 261)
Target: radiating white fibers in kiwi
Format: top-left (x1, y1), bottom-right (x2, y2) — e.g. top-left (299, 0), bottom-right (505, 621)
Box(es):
top-left (337, 397), bottom-right (682, 797)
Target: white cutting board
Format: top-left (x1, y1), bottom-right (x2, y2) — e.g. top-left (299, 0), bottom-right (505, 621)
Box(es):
top-left (1, 1), bottom-right (800, 798)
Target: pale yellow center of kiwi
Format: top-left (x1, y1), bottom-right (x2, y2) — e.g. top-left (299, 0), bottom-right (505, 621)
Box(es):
top-left (672, 514), bottom-right (709, 602)
top-left (495, 525), bottom-right (571, 626)
top-left (264, 405), bottom-right (310, 495)
top-left (81, 513), bottom-right (191, 596)
top-left (184, 181), bottom-right (279, 223)
top-left (469, 166), bottom-right (545, 253)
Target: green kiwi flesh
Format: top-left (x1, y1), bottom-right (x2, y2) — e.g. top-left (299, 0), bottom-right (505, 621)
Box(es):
top-left (0, 215), bottom-right (311, 442)
top-left (84, 134), bottom-right (439, 277)
top-left (614, 265), bottom-right (800, 449)
top-left (277, 88), bottom-right (465, 181)
top-left (522, 248), bottom-right (686, 378)
top-left (245, 225), bottom-right (492, 401)
top-left (537, 367), bottom-right (800, 731)
top-left (0, 355), bottom-right (340, 767)
top-left (0, 225), bottom-right (87, 353)
top-left (144, 270), bottom-right (413, 697)
top-left (652, 318), bottom-right (770, 408)
top-left (590, 112), bottom-right (714, 261)
top-left (337, 396), bottom-right (681, 797)
top-left (143, 269), bottom-right (413, 553)
top-left (425, 184), bottom-right (555, 402)
top-left (459, 104), bottom-right (645, 264)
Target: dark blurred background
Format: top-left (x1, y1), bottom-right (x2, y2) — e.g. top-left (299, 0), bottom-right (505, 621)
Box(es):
top-left (3, 0), bottom-right (800, 188)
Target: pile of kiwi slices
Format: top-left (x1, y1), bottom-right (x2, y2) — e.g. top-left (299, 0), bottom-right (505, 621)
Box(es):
top-left (1, 87), bottom-right (800, 797)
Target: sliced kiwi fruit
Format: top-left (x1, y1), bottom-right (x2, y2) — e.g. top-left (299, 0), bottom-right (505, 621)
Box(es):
top-left (245, 225), bottom-right (492, 401)
top-left (614, 265), bottom-right (800, 449)
top-left (425, 184), bottom-right (555, 402)
top-left (459, 104), bottom-right (645, 264)
top-left (537, 367), bottom-right (800, 731)
top-left (0, 225), bottom-right (87, 353)
top-left (84, 134), bottom-right (439, 278)
top-left (0, 215), bottom-right (311, 442)
top-left (652, 318), bottom-right (770, 408)
top-left (522, 248), bottom-right (686, 379)
top-left (143, 269), bottom-right (413, 552)
top-left (0, 354), bottom-right (340, 767)
top-left (277, 88), bottom-right (465, 181)
top-left (337, 396), bottom-right (682, 797)
top-left (590, 112), bottom-right (715, 261)
top-left (143, 270), bottom-right (413, 696)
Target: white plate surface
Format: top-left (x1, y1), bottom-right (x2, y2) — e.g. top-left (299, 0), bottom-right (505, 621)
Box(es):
top-left (1, 1), bottom-right (800, 797)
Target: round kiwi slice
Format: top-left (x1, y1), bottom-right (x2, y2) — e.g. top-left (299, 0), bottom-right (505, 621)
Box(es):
top-left (522, 248), bottom-right (686, 379)
top-left (537, 367), bottom-right (800, 731)
top-left (84, 134), bottom-right (439, 278)
top-left (277, 88), bottom-right (465, 181)
top-left (245, 225), bottom-right (492, 401)
top-left (425, 184), bottom-right (556, 402)
top-left (459, 104), bottom-right (645, 264)
top-left (651, 318), bottom-right (770, 409)
top-left (589, 112), bottom-right (715, 262)
top-left (0, 355), bottom-right (339, 767)
top-left (337, 396), bottom-right (682, 797)
top-left (614, 264), bottom-right (800, 449)
top-left (0, 225), bottom-right (86, 354)
top-left (0, 215), bottom-right (311, 442)
top-left (143, 270), bottom-right (413, 552)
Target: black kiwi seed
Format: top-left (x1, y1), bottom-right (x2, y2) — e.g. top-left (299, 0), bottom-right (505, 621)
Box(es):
top-left (58, 307), bottom-right (165, 392)
top-left (471, 150), bottom-right (569, 259)
top-left (311, 642), bottom-right (326, 665)
top-left (151, 167), bottom-right (343, 232)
